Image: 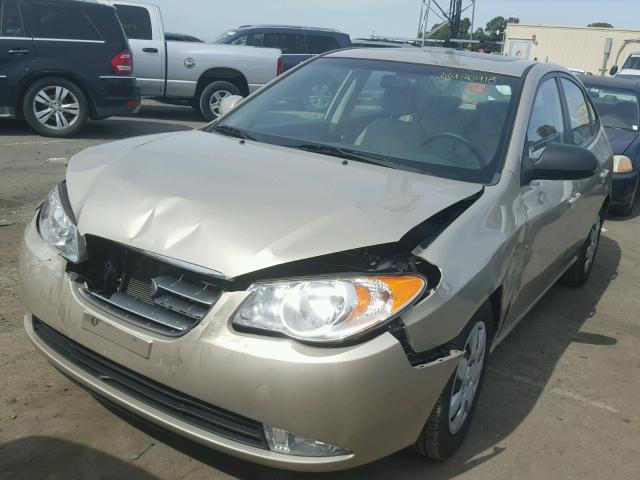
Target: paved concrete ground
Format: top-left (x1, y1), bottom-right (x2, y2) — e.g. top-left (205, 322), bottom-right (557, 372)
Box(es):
top-left (1, 102), bottom-right (639, 480)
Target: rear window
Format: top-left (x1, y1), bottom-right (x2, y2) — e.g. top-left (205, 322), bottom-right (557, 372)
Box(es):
top-left (115, 4), bottom-right (152, 40)
top-left (1, 0), bottom-right (25, 37)
top-left (302, 35), bottom-right (340, 54)
top-left (31, 3), bottom-right (101, 41)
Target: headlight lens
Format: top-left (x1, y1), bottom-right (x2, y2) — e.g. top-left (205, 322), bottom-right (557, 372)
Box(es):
top-left (233, 275), bottom-right (426, 343)
top-left (38, 184), bottom-right (86, 263)
top-left (613, 155), bottom-right (633, 173)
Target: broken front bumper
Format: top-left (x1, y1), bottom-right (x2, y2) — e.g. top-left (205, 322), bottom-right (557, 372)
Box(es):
top-left (20, 218), bottom-right (461, 471)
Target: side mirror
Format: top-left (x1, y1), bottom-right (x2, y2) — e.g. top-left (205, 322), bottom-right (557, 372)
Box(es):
top-left (527, 143), bottom-right (599, 182)
top-left (609, 65), bottom-right (619, 76)
top-left (218, 95), bottom-right (244, 117)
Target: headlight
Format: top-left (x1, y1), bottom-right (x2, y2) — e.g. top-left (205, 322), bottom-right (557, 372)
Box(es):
top-left (232, 275), bottom-right (426, 343)
top-left (613, 155), bottom-right (633, 173)
top-left (38, 184), bottom-right (86, 263)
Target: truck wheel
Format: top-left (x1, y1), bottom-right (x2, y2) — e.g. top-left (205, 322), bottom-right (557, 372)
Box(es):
top-left (198, 81), bottom-right (241, 121)
top-left (23, 77), bottom-right (88, 138)
top-left (412, 303), bottom-right (493, 460)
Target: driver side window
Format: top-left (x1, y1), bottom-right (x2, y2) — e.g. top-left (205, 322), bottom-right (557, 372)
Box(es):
top-left (526, 78), bottom-right (565, 161)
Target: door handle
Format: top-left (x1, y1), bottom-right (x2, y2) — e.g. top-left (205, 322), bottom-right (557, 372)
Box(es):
top-left (142, 47), bottom-right (158, 53)
top-left (600, 168), bottom-right (610, 178)
top-left (8, 48), bottom-right (29, 55)
top-left (569, 192), bottom-right (582, 205)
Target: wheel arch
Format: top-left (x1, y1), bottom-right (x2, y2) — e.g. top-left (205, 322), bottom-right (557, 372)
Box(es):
top-left (16, 71), bottom-right (97, 119)
top-left (195, 68), bottom-right (249, 99)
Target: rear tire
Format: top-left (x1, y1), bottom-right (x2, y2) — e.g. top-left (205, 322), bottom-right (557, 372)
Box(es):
top-left (561, 210), bottom-right (603, 287)
top-left (198, 81), bottom-right (241, 121)
top-left (412, 303), bottom-right (493, 460)
top-left (23, 77), bottom-right (88, 138)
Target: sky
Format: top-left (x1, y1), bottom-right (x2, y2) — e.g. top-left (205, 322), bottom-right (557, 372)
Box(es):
top-left (139, 0), bottom-right (640, 41)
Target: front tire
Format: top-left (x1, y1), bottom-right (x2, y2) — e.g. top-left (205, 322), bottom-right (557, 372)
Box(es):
top-left (23, 77), bottom-right (88, 138)
top-left (198, 81), bottom-right (241, 121)
top-left (561, 211), bottom-right (603, 287)
top-left (412, 303), bottom-right (493, 460)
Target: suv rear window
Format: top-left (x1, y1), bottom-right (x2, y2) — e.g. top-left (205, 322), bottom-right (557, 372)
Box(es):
top-left (31, 3), bottom-right (101, 41)
top-left (115, 4), bottom-right (152, 40)
top-left (303, 35), bottom-right (340, 54)
top-left (1, 0), bottom-right (25, 37)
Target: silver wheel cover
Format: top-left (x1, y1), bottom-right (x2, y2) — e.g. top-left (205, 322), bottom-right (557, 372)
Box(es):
top-left (449, 321), bottom-right (487, 434)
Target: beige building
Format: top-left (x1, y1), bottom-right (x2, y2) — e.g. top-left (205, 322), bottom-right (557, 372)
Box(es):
top-left (503, 24), bottom-right (640, 75)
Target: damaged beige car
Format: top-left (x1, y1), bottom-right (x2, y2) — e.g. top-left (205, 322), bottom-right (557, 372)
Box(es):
top-left (21, 49), bottom-right (612, 471)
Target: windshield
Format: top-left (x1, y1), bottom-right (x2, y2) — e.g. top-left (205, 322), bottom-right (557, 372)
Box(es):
top-left (212, 30), bottom-right (236, 44)
top-left (622, 55), bottom-right (640, 71)
top-left (211, 57), bottom-right (522, 183)
top-left (586, 86), bottom-right (640, 131)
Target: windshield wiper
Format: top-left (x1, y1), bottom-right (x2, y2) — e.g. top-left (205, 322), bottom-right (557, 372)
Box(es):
top-left (212, 125), bottom-right (255, 141)
top-left (289, 144), bottom-right (426, 174)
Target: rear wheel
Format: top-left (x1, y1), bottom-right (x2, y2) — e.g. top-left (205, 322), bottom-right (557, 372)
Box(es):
top-left (198, 81), bottom-right (241, 121)
top-left (412, 303), bottom-right (493, 460)
top-left (561, 211), bottom-right (603, 287)
top-left (23, 77), bottom-right (88, 137)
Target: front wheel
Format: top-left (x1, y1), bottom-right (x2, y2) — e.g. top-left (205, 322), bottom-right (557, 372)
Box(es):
top-left (412, 303), bottom-right (493, 460)
top-left (23, 77), bottom-right (88, 137)
top-left (198, 81), bottom-right (241, 121)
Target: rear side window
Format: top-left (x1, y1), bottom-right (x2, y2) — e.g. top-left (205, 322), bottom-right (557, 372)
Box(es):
top-left (1, 0), bottom-right (25, 37)
top-left (303, 35), bottom-right (340, 54)
top-left (115, 4), bottom-right (152, 40)
top-left (561, 78), bottom-right (596, 147)
top-left (263, 33), bottom-right (297, 54)
top-left (31, 3), bottom-right (101, 41)
top-left (526, 78), bottom-right (565, 159)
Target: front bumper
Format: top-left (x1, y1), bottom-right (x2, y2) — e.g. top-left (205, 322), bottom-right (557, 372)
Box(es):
top-left (611, 170), bottom-right (639, 206)
top-left (20, 218), bottom-right (461, 471)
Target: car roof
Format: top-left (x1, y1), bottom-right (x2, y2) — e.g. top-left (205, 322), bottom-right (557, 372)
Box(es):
top-left (235, 25), bottom-right (343, 33)
top-left (325, 48), bottom-right (537, 77)
top-left (578, 74), bottom-right (640, 92)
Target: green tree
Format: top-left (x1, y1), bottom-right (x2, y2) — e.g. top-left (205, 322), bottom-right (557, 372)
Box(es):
top-left (587, 22), bottom-right (614, 28)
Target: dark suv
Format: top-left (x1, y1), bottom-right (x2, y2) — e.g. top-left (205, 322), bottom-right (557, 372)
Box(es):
top-left (0, 0), bottom-right (140, 137)
top-left (215, 25), bottom-right (351, 71)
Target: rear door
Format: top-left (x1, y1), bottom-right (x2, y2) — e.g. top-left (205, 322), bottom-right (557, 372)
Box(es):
top-left (113, 2), bottom-right (164, 96)
top-left (262, 31), bottom-right (302, 71)
top-left (0, 0), bottom-right (33, 114)
top-left (558, 75), bottom-right (608, 249)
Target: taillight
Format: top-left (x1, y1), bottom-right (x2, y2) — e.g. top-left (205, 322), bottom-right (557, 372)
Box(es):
top-left (277, 56), bottom-right (284, 76)
top-left (111, 49), bottom-right (133, 75)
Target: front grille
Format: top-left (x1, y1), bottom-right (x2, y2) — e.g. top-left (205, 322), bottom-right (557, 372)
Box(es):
top-left (32, 317), bottom-right (268, 449)
top-left (70, 236), bottom-right (224, 337)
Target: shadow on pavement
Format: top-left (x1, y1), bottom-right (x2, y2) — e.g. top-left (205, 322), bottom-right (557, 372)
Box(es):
top-left (96, 238), bottom-right (621, 480)
top-left (0, 103), bottom-right (204, 142)
top-left (0, 436), bottom-right (160, 480)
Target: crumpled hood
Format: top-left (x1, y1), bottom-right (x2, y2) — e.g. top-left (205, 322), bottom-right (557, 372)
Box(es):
top-left (604, 127), bottom-right (638, 155)
top-left (67, 130), bottom-right (482, 278)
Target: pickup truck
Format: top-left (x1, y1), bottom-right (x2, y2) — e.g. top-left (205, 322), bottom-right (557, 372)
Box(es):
top-left (98, 1), bottom-right (283, 120)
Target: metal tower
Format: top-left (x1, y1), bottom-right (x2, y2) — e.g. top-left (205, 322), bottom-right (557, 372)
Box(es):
top-left (418, 0), bottom-right (476, 47)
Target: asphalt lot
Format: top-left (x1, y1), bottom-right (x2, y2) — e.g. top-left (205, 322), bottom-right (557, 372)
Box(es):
top-left (1, 101), bottom-right (639, 480)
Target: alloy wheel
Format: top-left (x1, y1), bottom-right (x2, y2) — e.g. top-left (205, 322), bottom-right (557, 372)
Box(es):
top-left (209, 89), bottom-right (232, 118)
top-left (449, 321), bottom-right (486, 435)
top-left (32, 86), bottom-right (80, 130)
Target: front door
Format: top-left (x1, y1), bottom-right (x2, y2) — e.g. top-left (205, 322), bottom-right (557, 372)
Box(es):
top-left (505, 76), bottom-right (577, 328)
top-left (0, 0), bottom-right (33, 115)
top-left (113, 3), bottom-right (165, 96)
